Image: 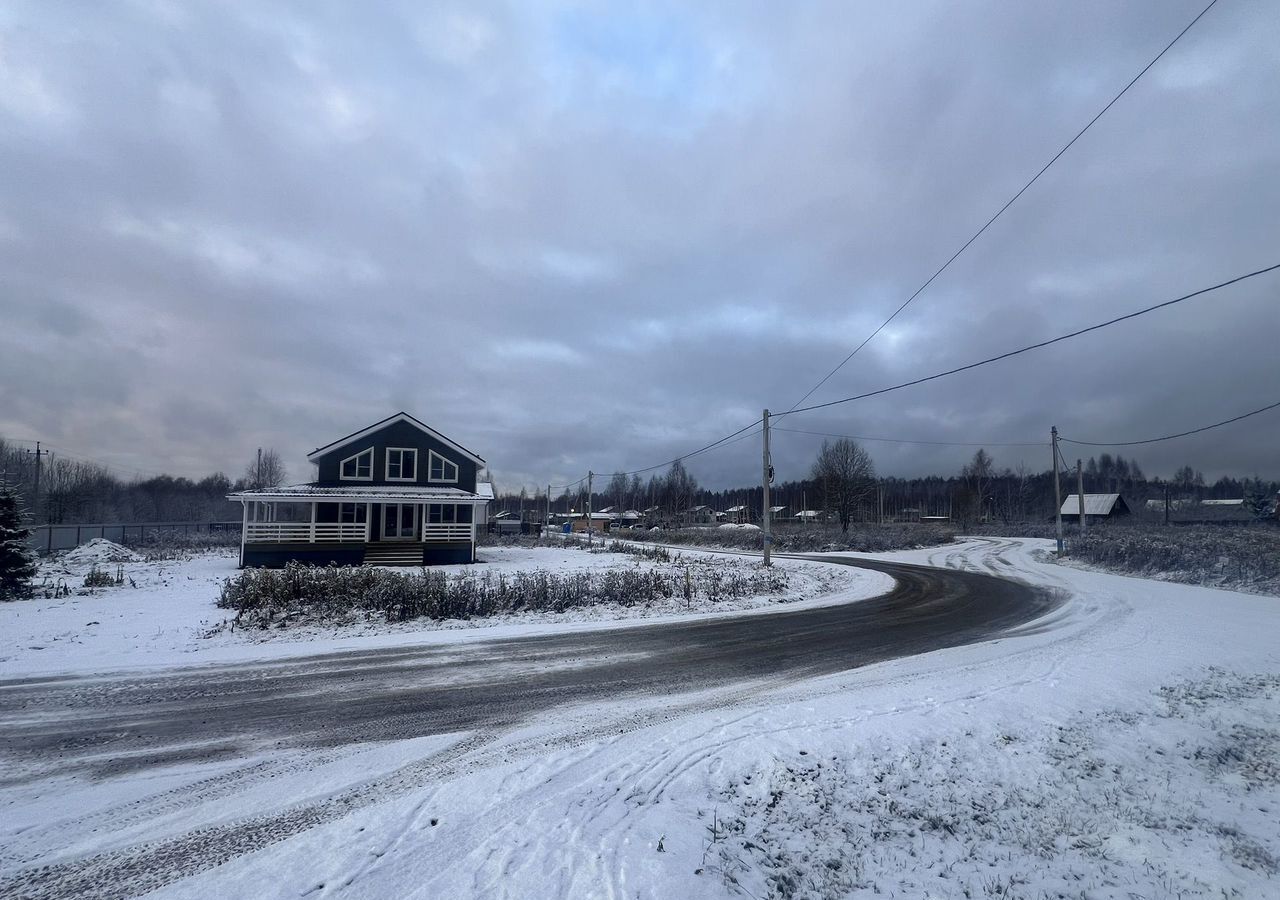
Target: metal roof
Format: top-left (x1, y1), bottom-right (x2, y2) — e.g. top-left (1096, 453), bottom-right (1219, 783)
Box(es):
top-left (229, 482), bottom-right (495, 503)
top-left (1060, 493), bottom-right (1122, 516)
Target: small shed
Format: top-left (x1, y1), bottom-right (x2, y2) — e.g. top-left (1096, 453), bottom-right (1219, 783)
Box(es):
top-left (1060, 493), bottom-right (1131, 523)
top-left (725, 504), bottom-right (751, 525)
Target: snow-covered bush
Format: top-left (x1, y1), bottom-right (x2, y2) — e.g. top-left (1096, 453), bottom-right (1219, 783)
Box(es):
top-left (1066, 524), bottom-right (1280, 594)
top-left (218, 557), bottom-right (790, 628)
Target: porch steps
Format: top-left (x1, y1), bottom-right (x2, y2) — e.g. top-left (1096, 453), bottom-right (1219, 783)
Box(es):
top-left (363, 544), bottom-right (425, 567)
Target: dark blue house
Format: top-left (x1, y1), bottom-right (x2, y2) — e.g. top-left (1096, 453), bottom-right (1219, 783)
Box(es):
top-left (230, 412), bottom-right (493, 567)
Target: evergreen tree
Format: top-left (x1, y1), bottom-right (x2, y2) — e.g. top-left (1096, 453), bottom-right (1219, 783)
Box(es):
top-left (0, 479), bottom-right (38, 601)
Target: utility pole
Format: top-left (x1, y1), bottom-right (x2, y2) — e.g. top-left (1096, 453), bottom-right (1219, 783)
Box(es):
top-left (761, 409), bottom-right (772, 567)
top-left (1051, 427), bottom-right (1064, 556)
top-left (256, 447), bottom-right (263, 490)
top-left (877, 481), bottom-right (884, 526)
top-left (546, 484), bottom-right (551, 531)
top-left (586, 470), bottom-right (594, 547)
top-left (1164, 482), bottom-right (1170, 526)
top-left (1076, 459), bottom-right (1086, 534)
top-left (27, 441), bottom-right (50, 525)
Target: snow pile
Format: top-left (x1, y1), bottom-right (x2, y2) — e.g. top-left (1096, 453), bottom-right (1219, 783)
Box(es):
top-left (718, 522), bottom-right (760, 531)
top-left (60, 539), bottom-right (143, 566)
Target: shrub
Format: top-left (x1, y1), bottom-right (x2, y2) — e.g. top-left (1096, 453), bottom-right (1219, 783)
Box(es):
top-left (1066, 524), bottom-right (1280, 595)
top-left (218, 558), bottom-right (791, 629)
top-left (616, 523), bottom-right (957, 554)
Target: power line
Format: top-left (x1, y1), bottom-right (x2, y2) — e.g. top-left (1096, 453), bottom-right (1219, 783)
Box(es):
top-left (773, 426), bottom-right (1044, 448)
top-left (778, 0), bottom-right (1223, 420)
top-left (1060, 399), bottom-right (1280, 447)
top-left (784, 262), bottom-right (1280, 417)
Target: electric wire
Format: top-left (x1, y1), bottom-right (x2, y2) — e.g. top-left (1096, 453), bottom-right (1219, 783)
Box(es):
top-left (1060, 399), bottom-right (1280, 447)
top-left (783, 263), bottom-right (1280, 417)
top-left (773, 427), bottom-right (1045, 448)
top-left (777, 0), bottom-right (1224, 421)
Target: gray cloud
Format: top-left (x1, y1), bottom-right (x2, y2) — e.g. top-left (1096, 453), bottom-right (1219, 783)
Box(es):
top-left (1, 0), bottom-right (1277, 492)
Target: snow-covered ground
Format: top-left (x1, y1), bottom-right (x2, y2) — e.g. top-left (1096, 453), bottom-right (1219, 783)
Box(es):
top-left (4, 537), bottom-right (1279, 899)
top-left (0, 542), bottom-right (886, 678)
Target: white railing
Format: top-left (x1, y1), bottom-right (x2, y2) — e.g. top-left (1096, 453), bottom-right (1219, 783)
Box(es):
top-left (422, 523), bottom-right (473, 541)
top-left (245, 522), bottom-right (368, 544)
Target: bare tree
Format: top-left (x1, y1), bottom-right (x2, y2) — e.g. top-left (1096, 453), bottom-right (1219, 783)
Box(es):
top-left (607, 472), bottom-right (628, 513)
top-left (811, 439), bottom-right (876, 532)
top-left (664, 459), bottom-right (698, 519)
top-left (243, 448), bottom-right (287, 490)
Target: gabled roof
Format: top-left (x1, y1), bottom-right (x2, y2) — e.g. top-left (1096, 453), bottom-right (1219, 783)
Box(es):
top-left (1061, 493), bottom-right (1124, 516)
top-left (306, 412), bottom-right (486, 466)
top-left (726, 505), bottom-right (747, 513)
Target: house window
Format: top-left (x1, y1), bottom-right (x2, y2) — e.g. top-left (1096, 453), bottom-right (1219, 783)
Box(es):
top-left (386, 448), bottom-right (418, 481)
top-left (340, 448), bottom-right (373, 481)
top-left (427, 504), bottom-right (474, 525)
top-left (340, 503), bottom-right (367, 524)
top-left (428, 450), bottom-right (458, 483)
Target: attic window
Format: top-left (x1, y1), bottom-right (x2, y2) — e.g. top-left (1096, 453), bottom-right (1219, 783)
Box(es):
top-left (340, 448), bottom-right (373, 481)
top-left (386, 448), bottom-right (418, 482)
top-left (428, 450), bottom-right (458, 483)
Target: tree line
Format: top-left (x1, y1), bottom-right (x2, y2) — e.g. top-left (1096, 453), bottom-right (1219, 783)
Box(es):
top-left (0, 440), bottom-right (289, 526)
top-left (489, 442), bottom-right (1278, 529)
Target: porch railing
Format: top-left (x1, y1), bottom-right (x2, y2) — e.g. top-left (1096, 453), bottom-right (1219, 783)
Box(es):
top-left (244, 522), bottom-right (472, 543)
top-left (245, 522), bottom-right (369, 543)
top-left (421, 523), bottom-right (474, 541)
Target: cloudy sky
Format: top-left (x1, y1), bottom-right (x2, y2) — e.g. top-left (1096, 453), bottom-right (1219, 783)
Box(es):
top-left (1, 0), bottom-right (1277, 492)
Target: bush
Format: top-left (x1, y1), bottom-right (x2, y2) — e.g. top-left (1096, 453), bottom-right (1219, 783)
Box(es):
top-left (1066, 524), bottom-right (1280, 594)
top-left (218, 557), bottom-right (791, 629)
top-left (83, 565), bottom-right (124, 588)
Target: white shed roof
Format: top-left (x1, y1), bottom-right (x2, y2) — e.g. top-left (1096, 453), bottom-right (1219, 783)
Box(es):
top-left (1061, 493), bottom-right (1121, 516)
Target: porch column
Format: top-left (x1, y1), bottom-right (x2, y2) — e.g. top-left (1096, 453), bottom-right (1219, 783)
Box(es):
top-left (309, 501), bottom-right (317, 543)
top-left (239, 500), bottom-right (248, 568)
top-left (365, 503), bottom-right (372, 542)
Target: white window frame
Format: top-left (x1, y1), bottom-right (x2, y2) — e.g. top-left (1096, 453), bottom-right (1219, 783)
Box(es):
top-left (428, 450), bottom-right (459, 483)
top-left (385, 447), bottom-right (419, 482)
top-left (339, 447), bottom-right (374, 481)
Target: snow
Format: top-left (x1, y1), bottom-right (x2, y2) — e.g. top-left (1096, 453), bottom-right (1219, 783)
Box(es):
top-left (0, 544), bottom-right (888, 679)
top-left (57, 538), bottom-right (142, 566)
top-left (4, 537), bottom-right (1280, 899)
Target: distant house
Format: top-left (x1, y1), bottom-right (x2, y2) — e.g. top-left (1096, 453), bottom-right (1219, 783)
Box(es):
top-left (1060, 493), bottom-right (1131, 524)
top-left (684, 505), bottom-right (716, 525)
top-left (725, 505), bottom-right (751, 525)
top-left (768, 505), bottom-right (787, 518)
top-left (569, 512), bottom-right (613, 533)
top-left (228, 412), bottom-right (492, 568)
top-left (1145, 497), bottom-right (1257, 525)
top-left (620, 509), bottom-right (643, 525)
top-left (793, 509), bottom-right (823, 523)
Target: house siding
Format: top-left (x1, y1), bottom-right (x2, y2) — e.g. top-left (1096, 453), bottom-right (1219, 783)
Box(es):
top-left (312, 419), bottom-right (479, 491)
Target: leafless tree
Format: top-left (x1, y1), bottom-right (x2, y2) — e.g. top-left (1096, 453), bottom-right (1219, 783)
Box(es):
top-left (810, 439), bottom-right (876, 533)
top-left (243, 448), bottom-right (287, 490)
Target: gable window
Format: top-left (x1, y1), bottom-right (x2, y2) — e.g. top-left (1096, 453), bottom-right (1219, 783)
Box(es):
top-left (340, 448), bottom-right (373, 481)
top-left (428, 450), bottom-right (459, 483)
top-left (386, 448), bottom-right (418, 481)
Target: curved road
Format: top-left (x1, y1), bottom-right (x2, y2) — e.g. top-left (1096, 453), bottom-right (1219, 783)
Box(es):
top-left (0, 553), bottom-right (1059, 899)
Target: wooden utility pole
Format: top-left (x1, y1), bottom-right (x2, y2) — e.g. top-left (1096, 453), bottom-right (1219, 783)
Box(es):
top-left (546, 484), bottom-right (551, 531)
top-left (27, 441), bottom-right (50, 524)
top-left (761, 409), bottom-right (772, 567)
top-left (1051, 427), bottom-right (1064, 556)
top-left (1164, 483), bottom-right (1170, 526)
top-left (1077, 459), bottom-right (1086, 534)
top-left (256, 447), bottom-right (263, 490)
top-left (586, 471), bottom-right (594, 547)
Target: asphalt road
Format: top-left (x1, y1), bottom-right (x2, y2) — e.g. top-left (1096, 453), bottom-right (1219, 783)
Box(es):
top-left (1, 554), bottom-right (1057, 779)
top-left (0, 553), bottom-right (1060, 900)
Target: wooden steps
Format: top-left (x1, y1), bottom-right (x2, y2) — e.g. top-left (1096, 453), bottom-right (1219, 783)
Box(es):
top-left (363, 543), bottom-right (425, 567)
